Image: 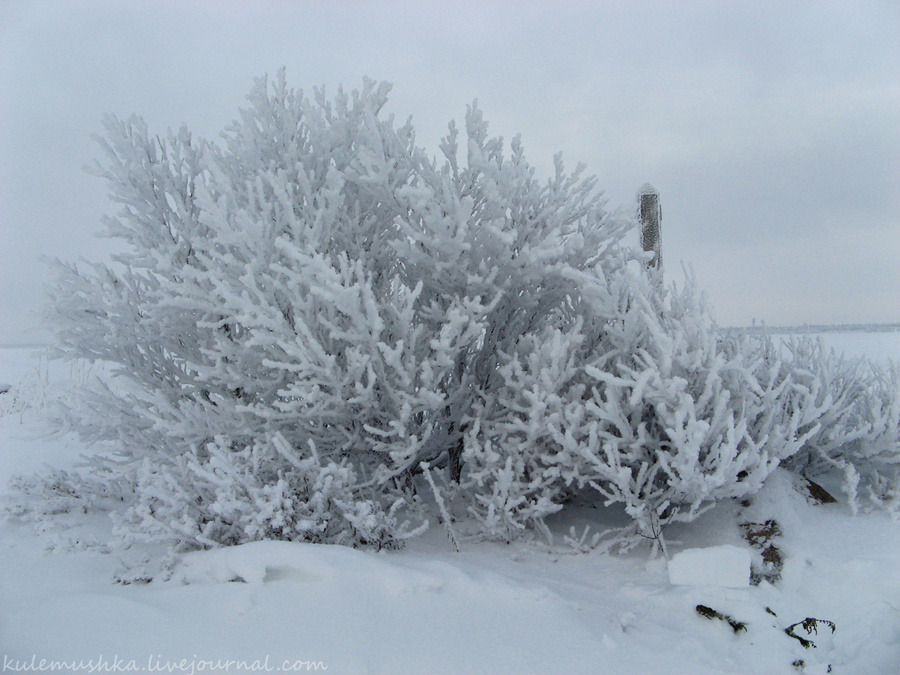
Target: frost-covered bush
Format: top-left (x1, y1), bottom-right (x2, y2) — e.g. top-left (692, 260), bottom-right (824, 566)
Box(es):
top-left (35, 72), bottom-right (638, 551)
top-left (25, 71), bottom-right (900, 554)
top-left (462, 271), bottom-right (816, 545)
top-left (779, 340), bottom-right (900, 514)
top-left (464, 280), bottom-right (900, 544)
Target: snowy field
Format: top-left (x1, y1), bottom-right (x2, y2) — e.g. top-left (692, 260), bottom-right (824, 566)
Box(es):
top-left (2, 331), bottom-right (899, 675)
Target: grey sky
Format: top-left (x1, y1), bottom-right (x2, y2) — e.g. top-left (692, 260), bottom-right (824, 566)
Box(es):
top-left (1, 0), bottom-right (898, 344)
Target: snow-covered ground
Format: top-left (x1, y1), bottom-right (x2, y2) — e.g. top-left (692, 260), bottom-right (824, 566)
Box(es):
top-left (814, 330), bottom-right (900, 363)
top-left (2, 333), bottom-right (899, 674)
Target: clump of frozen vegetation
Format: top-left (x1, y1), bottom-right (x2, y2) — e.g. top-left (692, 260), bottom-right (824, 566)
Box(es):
top-left (779, 339), bottom-right (900, 513)
top-left (14, 71), bottom-right (899, 554)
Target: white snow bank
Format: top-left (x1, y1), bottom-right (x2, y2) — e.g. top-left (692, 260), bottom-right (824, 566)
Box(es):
top-left (668, 545), bottom-right (751, 588)
top-left (1, 534), bottom-right (610, 675)
top-left (177, 539), bottom-right (450, 593)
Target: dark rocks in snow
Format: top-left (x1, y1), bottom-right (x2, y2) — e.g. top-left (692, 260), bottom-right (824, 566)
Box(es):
top-left (695, 605), bottom-right (747, 633)
top-left (798, 477), bottom-right (837, 505)
top-left (740, 519), bottom-right (784, 586)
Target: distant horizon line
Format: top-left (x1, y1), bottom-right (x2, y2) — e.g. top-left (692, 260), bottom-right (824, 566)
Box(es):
top-left (721, 322), bottom-right (900, 335)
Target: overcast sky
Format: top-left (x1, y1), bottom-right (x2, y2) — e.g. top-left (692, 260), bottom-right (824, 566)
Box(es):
top-left (1, 0), bottom-right (898, 344)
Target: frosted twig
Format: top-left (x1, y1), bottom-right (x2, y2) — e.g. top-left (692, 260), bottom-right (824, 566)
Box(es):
top-left (420, 461), bottom-right (460, 552)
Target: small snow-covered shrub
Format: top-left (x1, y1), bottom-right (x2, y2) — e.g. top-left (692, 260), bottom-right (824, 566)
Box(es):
top-left (19, 71), bottom-right (900, 555)
top-left (572, 274), bottom-right (808, 544)
top-left (462, 271), bottom-right (824, 545)
top-left (780, 339), bottom-right (900, 514)
top-left (462, 272), bottom-right (900, 544)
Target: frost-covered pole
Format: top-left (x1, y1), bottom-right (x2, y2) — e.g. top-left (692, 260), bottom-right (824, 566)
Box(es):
top-left (638, 183), bottom-right (662, 271)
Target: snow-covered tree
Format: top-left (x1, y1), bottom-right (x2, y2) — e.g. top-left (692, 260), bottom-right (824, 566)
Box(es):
top-left (28, 71), bottom-right (900, 555)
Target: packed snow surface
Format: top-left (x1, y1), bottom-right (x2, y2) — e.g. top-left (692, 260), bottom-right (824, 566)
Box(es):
top-left (667, 545), bottom-right (751, 588)
top-left (2, 333), bottom-right (900, 674)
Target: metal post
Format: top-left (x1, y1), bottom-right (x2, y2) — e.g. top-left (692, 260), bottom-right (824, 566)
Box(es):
top-left (637, 183), bottom-right (662, 270)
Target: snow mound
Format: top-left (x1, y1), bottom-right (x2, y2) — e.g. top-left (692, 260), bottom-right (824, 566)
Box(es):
top-left (177, 540), bottom-right (447, 593)
top-left (668, 544), bottom-right (751, 588)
